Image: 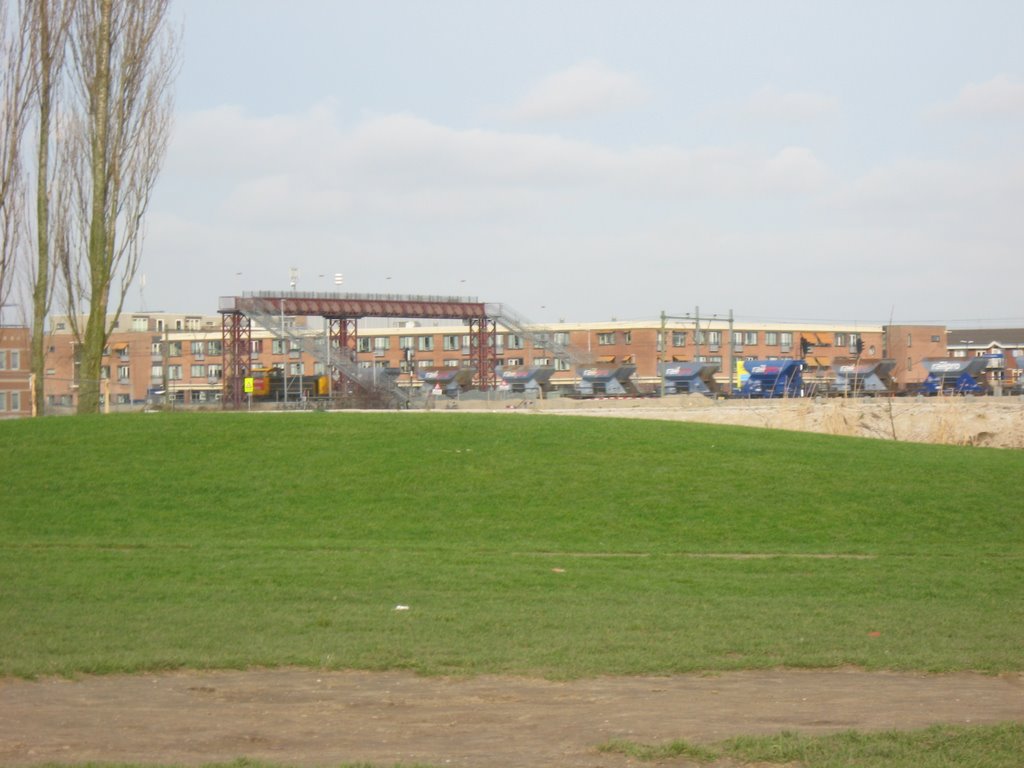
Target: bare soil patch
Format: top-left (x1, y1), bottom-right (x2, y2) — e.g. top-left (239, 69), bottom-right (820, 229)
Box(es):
top-left (465, 395), bottom-right (1024, 449)
top-left (2, 668), bottom-right (1023, 767)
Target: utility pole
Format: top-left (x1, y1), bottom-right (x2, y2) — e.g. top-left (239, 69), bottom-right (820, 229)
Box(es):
top-left (727, 308), bottom-right (735, 395)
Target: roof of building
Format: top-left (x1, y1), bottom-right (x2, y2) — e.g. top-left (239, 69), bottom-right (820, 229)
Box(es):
top-left (947, 328), bottom-right (1024, 347)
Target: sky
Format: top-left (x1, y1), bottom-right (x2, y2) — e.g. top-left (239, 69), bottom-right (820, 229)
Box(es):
top-left (137, 0), bottom-right (1024, 327)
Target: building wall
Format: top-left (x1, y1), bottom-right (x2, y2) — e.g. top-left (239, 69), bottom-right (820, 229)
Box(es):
top-left (0, 327), bottom-right (32, 418)
top-left (884, 325), bottom-right (948, 387)
top-left (44, 313), bottom-right (326, 412)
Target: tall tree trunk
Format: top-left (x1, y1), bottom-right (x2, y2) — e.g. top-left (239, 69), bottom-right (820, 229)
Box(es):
top-left (75, 0), bottom-right (111, 414)
top-left (31, 0), bottom-right (55, 417)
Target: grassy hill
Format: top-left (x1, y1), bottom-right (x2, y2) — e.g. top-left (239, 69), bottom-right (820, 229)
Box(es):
top-left (1, 411), bottom-right (1021, 678)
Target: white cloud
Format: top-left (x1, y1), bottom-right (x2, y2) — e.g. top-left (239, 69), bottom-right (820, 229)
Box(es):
top-left (500, 60), bottom-right (650, 121)
top-left (165, 105), bottom-right (830, 230)
top-left (744, 86), bottom-right (840, 121)
top-left (931, 74), bottom-right (1024, 118)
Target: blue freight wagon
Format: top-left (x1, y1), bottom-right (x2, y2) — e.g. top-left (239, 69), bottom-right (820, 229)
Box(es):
top-left (920, 358), bottom-right (989, 395)
top-left (660, 362), bottom-right (721, 396)
top-left (735, 359), bottom-right (803, 399)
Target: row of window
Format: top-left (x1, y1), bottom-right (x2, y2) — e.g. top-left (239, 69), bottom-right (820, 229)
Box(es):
top-left (0, 391), bottom-right (23, 412)
top-left (0, 349), bottom-right (22, 370)
top-left (97, 329), bottom-right (876, 362)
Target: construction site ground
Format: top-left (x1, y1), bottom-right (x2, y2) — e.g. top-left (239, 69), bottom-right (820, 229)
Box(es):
top-left (3, 396), bottom-right (1022, 767)
top-left (460, 392), bottom-right (1024, 450)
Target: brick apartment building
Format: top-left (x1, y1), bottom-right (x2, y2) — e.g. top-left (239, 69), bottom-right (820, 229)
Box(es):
top-left (0, 326), bottom-right (32, 418)
top-left (39, 306), bottom-right (974, 412)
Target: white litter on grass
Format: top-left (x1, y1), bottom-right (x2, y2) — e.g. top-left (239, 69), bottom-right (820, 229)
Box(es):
top-left (394, 604), bottom-right (410, 611)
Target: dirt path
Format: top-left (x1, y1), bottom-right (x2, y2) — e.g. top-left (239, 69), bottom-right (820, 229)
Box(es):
top-left (2, 668), bottom-right (1023, 766)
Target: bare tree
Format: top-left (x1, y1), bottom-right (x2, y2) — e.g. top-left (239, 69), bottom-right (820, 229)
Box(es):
top-left (61, 0), bottom-right (177, 413)
top-left (0, 1), bottom-right (34, 314)
top-left (27, 0), bottom-right (75, 417)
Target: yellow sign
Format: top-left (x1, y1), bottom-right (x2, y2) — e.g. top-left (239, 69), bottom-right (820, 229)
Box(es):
top-left (243, 377), bottom-right (254, 394)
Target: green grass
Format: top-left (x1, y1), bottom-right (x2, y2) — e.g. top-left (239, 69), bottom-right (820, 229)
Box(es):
top-left (599, 722), bottom-right (1024, 766)
top-left (1, 411), bottom-right (1022, 678)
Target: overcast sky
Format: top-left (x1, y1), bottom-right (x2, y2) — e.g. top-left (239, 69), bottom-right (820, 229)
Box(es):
top-left (138, 0), bottom-right (1024, 327)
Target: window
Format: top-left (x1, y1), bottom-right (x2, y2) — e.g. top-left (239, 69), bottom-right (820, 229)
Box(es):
top-left (167, 340), bottom-right (183, 356)
top-left (732, 331), bottom-right (743, 346)
top-left (443, 358), bottom-right (459, 367)
top-left (0, 392), bottom-right (5, 411)
top-left (416, 359), bottom-right (434, 369)
top-left (597, 332), bottom-right (615, 345)
top-left (373, 336), bottom-right (390, 351)
top-left (931, 335), bottom-right (941, 343)
top-left (131, 317), bottom-right (149, 331)
top-left (907, 333), bottom-right (913, 347)
top-left (206, 340), bottom-right (222, 356)
top-left (623, 331), bottom-right (632, 345)
top-left (116, 393), bottom-right (131, 405)
top-left (357, 338), bottom-right (371, 353)
top-left (250, 340), bottom-right (263, 354)
top-left (191, 364), bottom-right (206, 378)
top-left (765, 332), bottom-right (778, 346)
top-left (150, 364), bottom-right (163, 380)
top-left (151, 342), bottom-right (162, 357)
top-left (185, 317), bottom-right (202, 331)
top-left (553, 332), bottom-right (570, 346)
top-left (533, 333), bottom-right (549, 349)
top-left (190, 341), bottom-right (204, 355)
top-left (707, 331), bottom-right (722, 348)
top-left (272, 339), bottom-right (288, 354)
top-left (207, 364), bottom-right (223, 380)
top-left (554, 358), bottom-right (571, 371)
top-left (289, 362), bottom-right (304, 375)
top-left (507, 334), bottom-right (524, 350)
top-left (744, 331), bottom-right (758, 345)
top-left (417, 336), bottom-right (434, 352)
top-left (672, 331), bottom-right (687, 347)
top-left (118, 365), bottom-right (130, 381)
top-left (780, 332), bottom-right (793, 350)
top-left (0, 351), bottom-right (6, 369)
top-left (443, 335), bottom-right (460, 351)
top-left (167, 365), bottom-right (183, 381)
top-left (506, 357), bottom-right (524, 367)
top-left (100, 365), bottom-right (110, 380)
top-left (399, 336), bottom-right (414, 350)
top-left (533, 357), bottom-right (551, 367)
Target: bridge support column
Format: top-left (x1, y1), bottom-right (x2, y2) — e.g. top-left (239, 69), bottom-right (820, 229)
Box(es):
top-left (220, 310), bottom-right (252, 410)
top-left (470, 316), bottom-right (498, 391)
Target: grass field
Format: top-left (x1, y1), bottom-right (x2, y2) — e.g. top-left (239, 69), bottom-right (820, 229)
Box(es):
top-left (2, 411), bottom-right (1021, 680)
